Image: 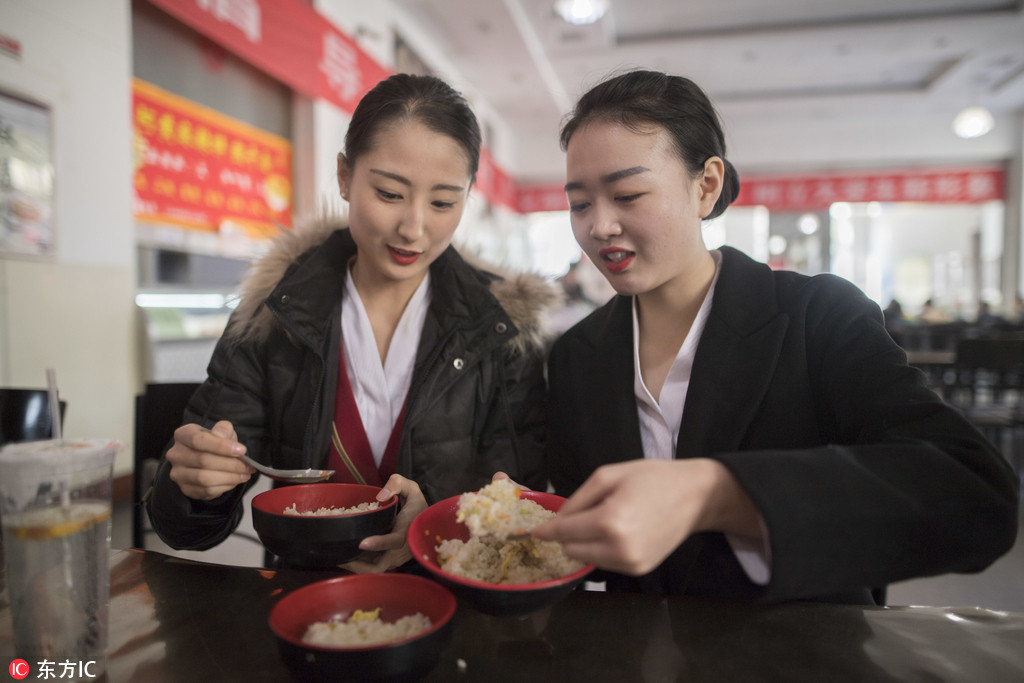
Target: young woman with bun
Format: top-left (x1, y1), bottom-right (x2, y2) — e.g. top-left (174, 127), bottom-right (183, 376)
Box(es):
top-left (532, 70), bottom-right (1018, 603)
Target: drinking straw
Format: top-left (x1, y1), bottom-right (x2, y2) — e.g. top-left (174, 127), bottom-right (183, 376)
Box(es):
top-left (46, 367), bottom-right (69, 507)
top-left (46, 367), bottom-right (62, 442)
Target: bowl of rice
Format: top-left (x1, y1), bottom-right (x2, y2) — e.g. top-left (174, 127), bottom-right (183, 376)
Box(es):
top-left (269, 573), bottom-right (455, 682)
top-left (252, 483), bottom-right (398, 568)
top-left (407, 480), bottom-right (594, 616)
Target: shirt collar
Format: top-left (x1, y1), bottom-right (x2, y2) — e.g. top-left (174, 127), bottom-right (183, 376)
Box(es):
top-left (632, 250), bottom-right (722, 413)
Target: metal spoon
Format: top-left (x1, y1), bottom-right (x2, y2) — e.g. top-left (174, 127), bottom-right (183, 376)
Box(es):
top-left (240, 453), bottom-right (334, 483)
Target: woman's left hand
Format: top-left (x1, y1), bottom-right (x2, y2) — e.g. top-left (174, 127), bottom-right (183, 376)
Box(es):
top-left (341, 473), bottom-right (427, 574)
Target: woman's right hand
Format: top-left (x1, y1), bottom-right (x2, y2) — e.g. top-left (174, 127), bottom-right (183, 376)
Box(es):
top-left (165, 421), bottom-right (255, 501)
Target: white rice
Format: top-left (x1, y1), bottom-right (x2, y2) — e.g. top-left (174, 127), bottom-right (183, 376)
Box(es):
top-left (456, 478), bottom-right (551, 538)
top-left (437, 535), bottom-right (583, 584)
top-left (440, 479), bottom-right (584, 584)
top-left (283, 502), bottom-right (379, 516)
top-left (302, 608), bottom-right (431, 647)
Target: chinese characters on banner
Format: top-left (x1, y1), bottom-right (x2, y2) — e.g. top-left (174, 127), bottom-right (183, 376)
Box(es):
top-left (132, 78), bottom-right (292, 235)
top-left (144, 0), bottom-right (527, 212)
top-left (734, 167), bottom-right (1005, 211)
top-left (508, 167), bottom-right (1005, 215)
top-left (141, 1), bottom-right (1006, 217)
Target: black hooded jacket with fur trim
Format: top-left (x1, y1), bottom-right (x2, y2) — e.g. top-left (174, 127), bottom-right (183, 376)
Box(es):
top-left (147, 222), bottom-right (560, 551)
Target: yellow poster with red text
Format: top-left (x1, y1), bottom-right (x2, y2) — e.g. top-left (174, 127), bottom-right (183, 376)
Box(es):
top-left (132, 78), bottom-right (292, 237)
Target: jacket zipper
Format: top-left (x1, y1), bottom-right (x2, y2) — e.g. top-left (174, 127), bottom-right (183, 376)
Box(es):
top-left (267, 299), bottom-right (325, 467)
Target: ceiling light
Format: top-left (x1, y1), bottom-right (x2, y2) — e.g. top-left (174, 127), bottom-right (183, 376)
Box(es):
top-left (829, 202), bottom-right (852, 220)
top-left (554, 0), bottom-right (608, 26)
top-left (798, 213), bottom-right (819, 235)
top-left (952, 106), bottom-right (994, 139)
top-left (135, 293), bottom-right (228, 309)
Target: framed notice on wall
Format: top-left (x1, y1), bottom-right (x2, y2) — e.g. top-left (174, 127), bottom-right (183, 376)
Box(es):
top-left (0, 90), bottom-right (55, 257)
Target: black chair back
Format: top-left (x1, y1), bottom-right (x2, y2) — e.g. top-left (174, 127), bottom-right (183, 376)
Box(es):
top-left (951, 338), bottom-right (1024, 407)
top-left (133, 382), bottom-right (201, 548)
top-left (0, 388), bottom-right (67, 447)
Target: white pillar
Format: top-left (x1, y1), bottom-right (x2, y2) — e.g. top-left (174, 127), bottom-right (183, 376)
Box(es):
top-left (1002, 111), bottom-right (1023, 316)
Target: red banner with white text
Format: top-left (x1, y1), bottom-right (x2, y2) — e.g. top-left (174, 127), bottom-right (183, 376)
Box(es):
top-left (143, 3), bottom-right (1006, 216)
top-left (510, 166), bottom-right (1006, 215)
top-left (733, 166), bottom-right (1005, 211)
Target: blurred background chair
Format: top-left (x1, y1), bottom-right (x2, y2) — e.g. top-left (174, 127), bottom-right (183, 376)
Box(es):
top-left (948, 336), bottom-right (1024, 489)
top-left (132, 381), bottom-right (266, 565)
top-left (132, 381), bottom-right (202, 548)
top-left (0, 388), bottom-right (67, 447)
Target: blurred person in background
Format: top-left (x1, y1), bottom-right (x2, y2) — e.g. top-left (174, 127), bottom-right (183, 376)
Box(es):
top-left (882, 298), bottom-right (906, 345)
top-left (546, 260), bottom-right (597, 336)
top-left (918, 298), bottom-right (949, 324)
top-left (976, 301), bottom-right (1007, 331)
top-left (533, 69), bottom-right (1018, 604)
top-left (147, 73), bottom-right (558, 572)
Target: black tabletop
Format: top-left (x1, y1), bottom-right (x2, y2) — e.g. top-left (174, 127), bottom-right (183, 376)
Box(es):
top-left (2, 549), bottom-right (1023, 682)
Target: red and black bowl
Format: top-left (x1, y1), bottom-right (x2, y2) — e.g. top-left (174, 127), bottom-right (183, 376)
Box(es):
top-left (407, 490), bottom-right (594, 617)
top-left (269, 574), bottom-right (455, 682)
top-left (252, 483), bottom-right (398, 568)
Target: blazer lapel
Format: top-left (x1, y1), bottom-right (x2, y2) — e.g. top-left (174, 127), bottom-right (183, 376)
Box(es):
top-left (574, 296), bottom-right (646, 466)
top-left (677, 247), bottom-right (789, 458)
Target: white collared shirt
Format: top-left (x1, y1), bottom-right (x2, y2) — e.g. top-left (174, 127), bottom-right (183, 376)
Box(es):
top-left (341, 267), bottom-right (431, 466)
top-left (631, 250), bottom-right (770, 585)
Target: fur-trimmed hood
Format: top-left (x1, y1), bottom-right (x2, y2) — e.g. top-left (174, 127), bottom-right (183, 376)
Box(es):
top-left (227, 218), bottom-right (563, 357)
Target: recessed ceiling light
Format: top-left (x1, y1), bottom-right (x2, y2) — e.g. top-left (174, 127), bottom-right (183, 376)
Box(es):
top-left (554, 0), bottom-right (609, 26)
top-left (953, 106), bottom-right (995, 139)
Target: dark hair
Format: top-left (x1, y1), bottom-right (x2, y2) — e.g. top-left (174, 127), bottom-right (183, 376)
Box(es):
top-left (344, 73), bottom-right (482, 184)
top-left (560, 70), bottom-right (739, 220)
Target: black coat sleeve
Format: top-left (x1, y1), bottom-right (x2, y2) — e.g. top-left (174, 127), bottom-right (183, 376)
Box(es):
top-left (716, 275), bottom-right (1019, 601)
top-left (146, 322), bottom-right (268, 551)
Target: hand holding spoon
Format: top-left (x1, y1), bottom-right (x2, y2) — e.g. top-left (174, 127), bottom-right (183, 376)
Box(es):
top-left (239, 453), bottom-right (334, 483)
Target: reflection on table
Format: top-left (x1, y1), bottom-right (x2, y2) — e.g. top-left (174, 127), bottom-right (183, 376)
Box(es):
top-left (1, 549), bottom-right (1023, 682)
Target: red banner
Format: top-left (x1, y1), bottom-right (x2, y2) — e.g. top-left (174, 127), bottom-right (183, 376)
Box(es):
top-left (132, 78), bottom-right (293, 234)
top-left (734, 167), bottom-right (1005, 211)
top-left (144, 0), bottom-right (526, 211)
top-left (515, 183), bottom-right (569, 213)
top-left (144, 3), bottom-right (1007, 217)
top-left (508, 166), bottom-right (1005, 214)
top-left (476, 148), bottom-right (519, 212)
top-left (145, 0), bottom-right (390, 114)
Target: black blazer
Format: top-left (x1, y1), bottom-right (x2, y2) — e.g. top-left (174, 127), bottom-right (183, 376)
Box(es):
top-left (547, 246), bottom-right (1018, 603)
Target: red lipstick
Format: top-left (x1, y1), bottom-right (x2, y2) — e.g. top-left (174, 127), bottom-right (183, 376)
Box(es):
top-left (388, 245), bottom-right (421, 265)
top-left (599, 247), bottom-right (635, 273)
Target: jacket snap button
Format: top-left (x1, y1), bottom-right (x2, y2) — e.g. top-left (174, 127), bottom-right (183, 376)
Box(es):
top-left (495, 322), bottom-right (508, 334)
top-left (280, 294), bottom-right (290, 305)
top-left (453, 358), bottom-right (464, 370)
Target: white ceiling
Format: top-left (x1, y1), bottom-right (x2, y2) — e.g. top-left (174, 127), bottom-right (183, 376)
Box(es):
top-left (392, 0), bottom-right (1024, 182)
